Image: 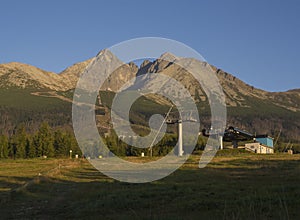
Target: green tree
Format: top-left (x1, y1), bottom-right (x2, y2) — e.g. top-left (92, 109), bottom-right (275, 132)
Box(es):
top-left (67, 132), bottom-right (82, 157)
top-left (26, 135), bottom-right (36, 158)
top-left (54, 129), bottom-right (68, 157)
top-left (32, 132), bottom-right (42, 157)
top-left (12, 124), bottom-right (27, 158)
top-left (0, 135), bottom-right (9, 158)
top-left (105, 134), bottom-right (125, 156)
top-left (53, 130), bottom-right (81, 158)
top-left (35, 122), bottom-right (54, 157)
top-left (8, 137), bottom-right (15, 159)
top-left (195, 136), bottom-right (206, 151)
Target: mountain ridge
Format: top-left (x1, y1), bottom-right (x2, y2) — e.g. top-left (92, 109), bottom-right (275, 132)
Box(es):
top-left (0, 52), bottom-right (299, 112)
top-left (0, 50), bottom-right (299, 143)
top-left (0, 55), bottom-right (298, 93)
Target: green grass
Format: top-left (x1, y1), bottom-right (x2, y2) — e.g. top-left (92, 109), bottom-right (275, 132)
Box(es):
top-left (0, 88), bottom-right (69, 111)
top-left (0, 154), bottom-right (300, 219)
top-left (0, 88), bottom-right (72, 128)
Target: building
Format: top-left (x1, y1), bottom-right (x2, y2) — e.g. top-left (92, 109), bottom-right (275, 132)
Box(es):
top-left (245, 135), bottom-right (274, 154)
top-left (255, 135), bottom-right (274, 147)
top-left (245, 142), bottom-right (274, 154)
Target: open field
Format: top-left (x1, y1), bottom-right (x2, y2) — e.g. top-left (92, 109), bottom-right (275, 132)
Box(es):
top-left (0, 152), bottom-right (300, 219)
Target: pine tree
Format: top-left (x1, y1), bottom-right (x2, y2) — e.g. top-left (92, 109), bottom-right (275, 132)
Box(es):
top-left (12, 124), bottom-right (27, 158)
top-left (53, 129), bottom-right (68, 157)
top-left (8, 137), bottom-right (15, 159)
top-left (68, 132), bottom-right (81, 157)
top-left (0, 135), bottom-right (9, 159)
top-left (105, 135), bottom-right (118, 156)
top-left (35, 122), bottom-right (54, 157)
top-left (26, 135), bottom-right (36, 158)
top-left (33, 132), bottom-right (42, 157)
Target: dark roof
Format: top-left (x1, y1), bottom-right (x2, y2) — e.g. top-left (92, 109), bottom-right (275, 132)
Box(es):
top-left (255, 134), bottom-right (273, 139)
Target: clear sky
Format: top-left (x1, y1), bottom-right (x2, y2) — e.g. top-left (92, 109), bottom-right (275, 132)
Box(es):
top-left (0, 0), bottom-right (299, 92)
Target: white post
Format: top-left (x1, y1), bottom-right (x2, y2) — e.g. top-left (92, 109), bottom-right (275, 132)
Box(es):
top-left (178, 120), bottom-right (183, 156)
top-left (219, 136), bottom-right (223, 150)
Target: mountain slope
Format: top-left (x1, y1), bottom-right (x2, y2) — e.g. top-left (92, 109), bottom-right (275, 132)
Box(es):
top-left (1, 55), bottom-right (298, 112)
top-left (0, 51), bottom-right (299, 143)
top-left (0, 62), bottom-right (65, 90)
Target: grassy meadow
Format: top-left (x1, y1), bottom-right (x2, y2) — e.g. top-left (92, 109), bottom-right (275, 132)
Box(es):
top-left (0, 152), bottom-right (300, 219)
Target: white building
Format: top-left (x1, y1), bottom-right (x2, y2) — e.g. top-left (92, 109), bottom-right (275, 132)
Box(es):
top-left (245, 142), bottom-right (274, 154)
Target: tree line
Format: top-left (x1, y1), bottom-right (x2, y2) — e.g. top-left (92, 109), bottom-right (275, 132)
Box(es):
top-left (0, 121), bottom-right (208, 159)
top-left (0, 122), bottom-right (81, 159)
top-left (103, 132), bottom-right (207, 157)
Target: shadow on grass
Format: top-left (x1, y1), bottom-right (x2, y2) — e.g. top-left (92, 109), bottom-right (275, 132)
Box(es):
top-left (0, 157), bottom-right (299, 219)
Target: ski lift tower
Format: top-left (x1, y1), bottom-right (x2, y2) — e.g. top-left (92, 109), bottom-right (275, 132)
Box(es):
top-left (166, 110), bottom-right (198, 157)
top-left (149, 106), bottom-right (198, 157)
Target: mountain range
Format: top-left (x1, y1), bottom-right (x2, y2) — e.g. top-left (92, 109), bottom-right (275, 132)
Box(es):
top-left (0, 50), bottom-right (299, 144)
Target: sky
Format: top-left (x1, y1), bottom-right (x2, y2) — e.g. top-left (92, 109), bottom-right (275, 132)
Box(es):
top-left (0, 0), bottom-right (299, 92)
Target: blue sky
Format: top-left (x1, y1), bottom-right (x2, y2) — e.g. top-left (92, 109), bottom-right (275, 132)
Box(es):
top-left (0, 0), bottom-right (299, 92)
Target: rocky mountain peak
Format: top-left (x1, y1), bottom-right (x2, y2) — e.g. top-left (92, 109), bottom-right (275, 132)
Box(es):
top-left (140, 60), bottom-right (151, 68)
top-left (159, 52), bottom-right (178, 62)
top-left (95, 49), bottom-right (117, 64)
top-left (0, 51), bottom-right (299, 113)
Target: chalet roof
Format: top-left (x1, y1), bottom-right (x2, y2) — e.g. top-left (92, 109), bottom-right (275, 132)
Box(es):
top-left (255, 134), bottom-right (273, 139)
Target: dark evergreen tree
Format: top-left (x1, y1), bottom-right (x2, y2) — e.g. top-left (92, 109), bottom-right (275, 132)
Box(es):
top-left (35, 122), bottom-right (54, 157)
top-left (54, 129), bottom-right (68, 157)
top-left (67, 132), bottom-right (82, 157)
top-left (12, 124), bottom-right (27, 158)
top-left (26, 135), bottom-right (36, 158)
top-left (32, 132), bottom-right (42, 157)
top-left (0, 135), bottom-right (9, 158)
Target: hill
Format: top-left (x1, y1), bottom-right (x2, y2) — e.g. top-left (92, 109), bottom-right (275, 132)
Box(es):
top-left (0, 51), bottom-right (299, 144)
